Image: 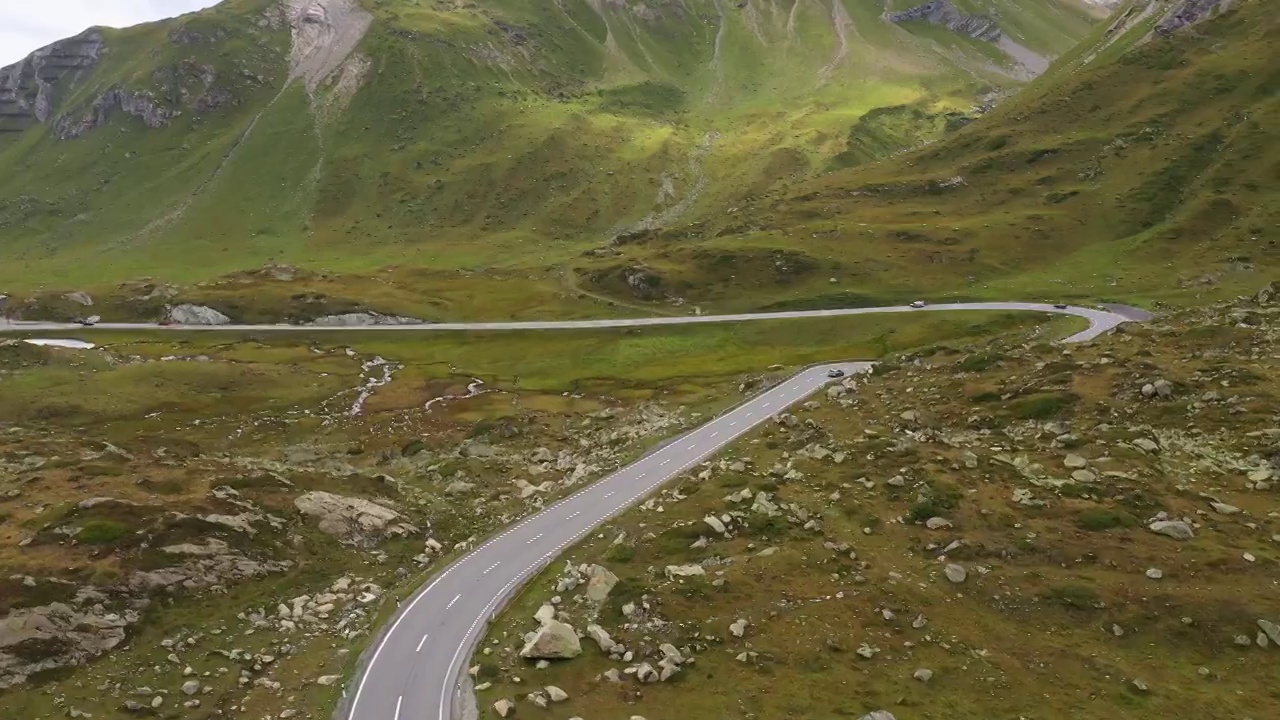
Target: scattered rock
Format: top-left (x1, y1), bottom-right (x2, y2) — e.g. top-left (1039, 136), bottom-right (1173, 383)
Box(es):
top-left (519, 620), bottom-right (582, 660)
top-left (730, 618), bottom-right (749, 638)
top-left (583, 565), bottom-right (618, 603)
top-left (913, 668), bottom-right (934, 682)
top-left (294, 491), bottom-right (416, 546)
top-left (1259, 619), bottom-right (1280, 647)
top-left (1145, 568), bottom-right (1164, 580)
top-left (944, 564), bottom-right (968, 583)
top-left (545, 685), bottom-right (568, 702)
top-left (1064, 453), bottom-right (1088, 469)
top-left (585, 624), bottom-right (616, 653)
top-left (1148, 520), bottom-right (1195, 540)
top-left (493, 698), bottom-right (515, 717)
top-left (704, 514), bottom-right (727, 534)
top-left (664, 564), bottom-right (706, 580)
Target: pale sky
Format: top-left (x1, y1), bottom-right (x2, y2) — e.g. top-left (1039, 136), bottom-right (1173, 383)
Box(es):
top-left (0, 1), bottom-right (222, 67)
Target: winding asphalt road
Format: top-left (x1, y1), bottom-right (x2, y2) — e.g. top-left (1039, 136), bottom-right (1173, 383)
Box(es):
top-left (0, 302), bottom-right (1149, 720)
top-left (0, 301), bottom-right (1151, 344)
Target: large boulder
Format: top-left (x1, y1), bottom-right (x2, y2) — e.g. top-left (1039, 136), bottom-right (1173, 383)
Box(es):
top-left (294, 491), bottom-right (417, 546)
top-left (0, 602), bottom-right (134, 688)
top-left (583, 565), bottom-right (618, 603)
top-left (166, 304), bottom-right (231, 326)
top-left (519, 619), bottom-right (582, 660)
top-left (309, 312), bottom-right (423, 327)
top-left (585, 624), bottom-right (617, 653)
top-left (1148, 520), bottom-right (1194, 540)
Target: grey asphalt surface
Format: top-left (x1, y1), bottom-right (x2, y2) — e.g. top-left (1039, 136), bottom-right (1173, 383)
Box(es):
top-left (0, 301), bottom-right (1145, 344)
top-left (0, 301), bottom-right (1144, 720)
top-left (343, 362), bottom-right (873, 720)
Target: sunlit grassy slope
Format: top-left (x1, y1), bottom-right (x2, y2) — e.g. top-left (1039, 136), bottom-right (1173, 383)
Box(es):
top-left (0, 0), bottom-right (1105, 318)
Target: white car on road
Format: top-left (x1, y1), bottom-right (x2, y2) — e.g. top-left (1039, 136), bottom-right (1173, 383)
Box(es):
top-left (909, 300), bottom-right (927, 309)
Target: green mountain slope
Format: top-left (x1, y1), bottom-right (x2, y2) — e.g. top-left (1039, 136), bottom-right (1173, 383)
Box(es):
top-left (0, 0), bottom-right (1105, 320)
top-left (594, 0), bottom-right (1276, 310)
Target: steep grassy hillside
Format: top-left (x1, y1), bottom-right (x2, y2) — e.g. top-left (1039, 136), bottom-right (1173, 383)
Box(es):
top-left (0, 0), bottom-right (1103, 320)
top-left (594, 0), bottom-right (1276, 311)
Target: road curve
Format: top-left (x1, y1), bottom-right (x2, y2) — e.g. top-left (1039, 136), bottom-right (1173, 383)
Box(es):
top-left (0, 302), bottom-right (1150, 344)
top-left (342, 362), bottom-right (874, 720)
top-left (1, 301), bottom-right (1146, 720)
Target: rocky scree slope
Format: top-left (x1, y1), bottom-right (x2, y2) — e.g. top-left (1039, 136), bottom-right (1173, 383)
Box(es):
top-left (0, 0), bottom-right (1103, 314)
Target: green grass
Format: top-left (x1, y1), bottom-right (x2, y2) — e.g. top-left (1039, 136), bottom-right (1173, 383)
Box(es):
top-left (76, 520), bottom-right (130, 545)
top-left (0, 0), bottom-right (1106, 320)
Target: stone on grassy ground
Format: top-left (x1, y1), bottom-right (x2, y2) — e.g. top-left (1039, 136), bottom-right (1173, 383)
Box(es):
top-left (944, 564), bottom-right (968, 583)
top-left (493, 698), bottom-right (515, 717)
top-left (520, 619), bottom-right (581, 659)
top-left (545, 685), bottom-right (568, 702)
top-left (1148, 520), bottom-right (1194, 540)
top-left (665, 564), bottom-right (705, 580)
top-left (1259, 619), bottom-right (1280, 646)
top-left (913, 668), bottom-right (934, 682)
top-left (584, 565), bottom-right (618, 602)
top-left (730, 618), bottom-right (748, 638)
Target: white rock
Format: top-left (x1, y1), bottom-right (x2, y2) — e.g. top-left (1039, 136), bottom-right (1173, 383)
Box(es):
top-left (545, 685), bottom-right (568, 703)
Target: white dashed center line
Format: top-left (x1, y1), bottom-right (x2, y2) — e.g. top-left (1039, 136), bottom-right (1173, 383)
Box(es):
top-left (446, 594), bottom-right (461, 609)
top-left (394, 695), bottom-right (403, 720)
top-left (416, 634), bottom-right (429, 652)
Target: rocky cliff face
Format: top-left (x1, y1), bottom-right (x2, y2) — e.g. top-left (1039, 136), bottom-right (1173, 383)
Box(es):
top-left (0, 30), bottom-right (104, 135)
top-left (51, 87), bottom-right (176, 140)
top-left (1156, 0), bottom-right (1231, 34)
top-left (888, 1), bottom-right (1004, 43)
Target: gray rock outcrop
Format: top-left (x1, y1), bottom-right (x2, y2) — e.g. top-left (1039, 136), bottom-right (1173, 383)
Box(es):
top-left (308, 312), bottom-right (424, 327)
top-left (0, 602), bottom-right (134, 689)
top-left (53, 86), bottom-right (176, 140)
top-left (0, 30), bottom-right (104, 132)
top-left (294, 491), bottom-right (417, 546)
top-left (1155, 0), bottom-right (1228, 35)
top-left (166, 304), bottom-right (231, 326)
top-left (888, 1), bottom-right (1002, 43)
